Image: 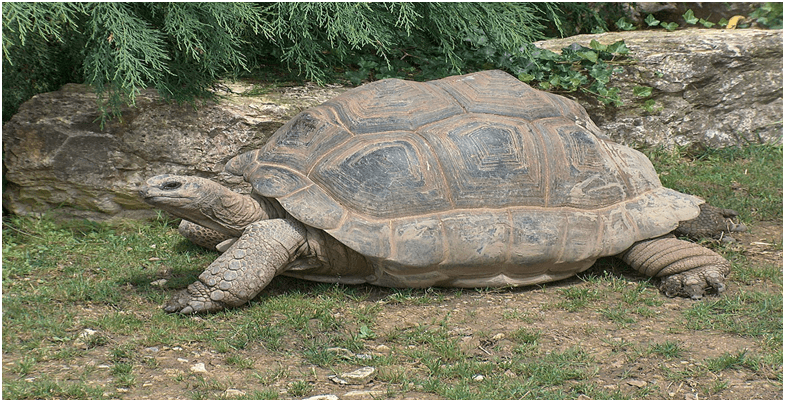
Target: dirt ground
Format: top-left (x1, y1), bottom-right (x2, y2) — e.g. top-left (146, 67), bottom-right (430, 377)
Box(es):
top-left (4, 222), bottom-right (782, 400)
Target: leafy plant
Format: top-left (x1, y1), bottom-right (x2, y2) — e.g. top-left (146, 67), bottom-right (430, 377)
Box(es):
top-left (517, 39), bottom-right (629, 106)
top-left (748, 2), bottom-right (783, 29)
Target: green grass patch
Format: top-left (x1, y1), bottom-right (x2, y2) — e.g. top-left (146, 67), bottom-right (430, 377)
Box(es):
top-left (645, 144), bottom-right (783, 222)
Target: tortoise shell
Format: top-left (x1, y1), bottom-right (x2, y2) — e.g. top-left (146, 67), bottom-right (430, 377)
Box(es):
top-left (227, 70), bottom-right (701, 286)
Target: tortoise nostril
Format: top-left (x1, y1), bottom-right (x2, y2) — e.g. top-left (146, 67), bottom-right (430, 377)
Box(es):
top-left (162, 181), bottom-right (182, 191)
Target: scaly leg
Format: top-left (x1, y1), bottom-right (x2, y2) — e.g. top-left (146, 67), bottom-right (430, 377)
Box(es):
top-left (620, 235), bottom-right (731, 300)
top-left (165, 219), bottom-right (307, 313)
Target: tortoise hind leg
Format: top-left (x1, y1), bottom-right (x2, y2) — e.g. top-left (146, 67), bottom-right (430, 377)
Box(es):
top-left (165, 219), bottom-right (307, 313)
top-left (675, 203), bottom-right (747, 240)
top-left (620, 235), bottom-right (731, 299)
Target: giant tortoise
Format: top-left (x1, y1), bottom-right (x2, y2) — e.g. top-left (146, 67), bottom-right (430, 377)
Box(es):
top-left (140, 70), bottom-right (745, 314)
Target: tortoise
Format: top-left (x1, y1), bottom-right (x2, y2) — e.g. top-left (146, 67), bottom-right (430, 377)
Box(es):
top-left (139, 70), bottom-right (745, 314)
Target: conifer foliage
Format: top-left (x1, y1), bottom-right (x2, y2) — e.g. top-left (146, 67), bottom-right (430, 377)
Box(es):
top-left (2, 2), bottom-right (566, 122)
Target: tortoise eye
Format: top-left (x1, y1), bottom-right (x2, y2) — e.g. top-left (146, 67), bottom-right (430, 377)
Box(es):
top-left (162, 181), bottom-right (182, 190)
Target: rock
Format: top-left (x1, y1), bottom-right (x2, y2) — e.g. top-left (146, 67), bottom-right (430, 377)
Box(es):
top-left (472, 374), bottom-right (485, 382)
top-left (343, 390), bottom-right (386, 399)
top-left (3, 29), bottom-right (780, 221)
top-left (79, 328), bottom-right (97, 338)
top-left (533, 29), bottom-right (782, 148)
top-left (2, 82), bottom-right (348, 221)
top-left (375, 345), bottom-right (391, 354)
top-left (190, 362), bottom-right (207, 373)
top-left (329, 367), bottom-right (376, 385)
top-left (627, 379), bottom-right (648, 388)
top-left (304, 395), bottom-right (339, 400)
top-left (223, 388), bottom-right (246, 398)
top-left (150, 279), bottom-right (168, 287)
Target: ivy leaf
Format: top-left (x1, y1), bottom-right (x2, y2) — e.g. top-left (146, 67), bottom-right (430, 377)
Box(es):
top-left (589, 63), bottom-right (612, 84)
top-left (644, 14), bottom-right (661, 26)
top-left (633, 86), bottom-right (653, 97)
top-left (683, 9), bottom-right (699, 24)
top-left (718, 18), bottom-right (729, 26)
top-left (615, 17), bottom-right (636, 31)
top-left (589, 39), bottom-right (607, 52)
top-left (606, 40), bottom-right (629, 55)
top-left (660, 21), bottom-right (679, 31)
top-left (577, 50), bottom-right (598, 63)
top-left (642, 99), bottom-right (658, 113)
top-left (518, 73), bottom-right (535, 82)
top-left (698, 18), bottom-right (716, 28)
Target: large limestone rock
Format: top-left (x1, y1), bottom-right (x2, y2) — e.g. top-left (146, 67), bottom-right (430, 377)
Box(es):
top-left (534, 29), bottom-right (782, 147)
top-left (2, 83), bottom-right (348, 220)
top-left (3, 28), bottom-right (782, 221)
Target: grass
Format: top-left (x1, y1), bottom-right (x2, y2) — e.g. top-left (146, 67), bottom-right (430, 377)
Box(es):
top-left (2, 144), bottom-right (782, 399)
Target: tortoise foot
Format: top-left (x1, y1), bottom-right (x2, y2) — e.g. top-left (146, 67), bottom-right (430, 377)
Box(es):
top-left (660, 266), bottom-right (728, 300)
top-left (164, 281), bottom-right (226, 314)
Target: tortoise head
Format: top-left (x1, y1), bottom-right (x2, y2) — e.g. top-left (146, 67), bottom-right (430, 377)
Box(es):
top-left (139, 174), bottom-right (267, 236)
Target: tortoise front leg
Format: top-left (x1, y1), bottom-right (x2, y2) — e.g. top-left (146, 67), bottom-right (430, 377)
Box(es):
top-left (165, 219), bottom-right (307, 313)
top-left (620, 235), bottom-right (731, 299)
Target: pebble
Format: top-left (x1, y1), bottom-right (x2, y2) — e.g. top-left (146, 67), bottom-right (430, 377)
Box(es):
top-left (375, 345), bottom-right (391, 353)
top-left (343, 390), bottom-right (386, 399)
top-left (305, 395), bottom-right (339, 400)
top-left (472, 374), bottom-right (485, 382)
top-left (177, 358), bottom-right (189, 363)
top-left (329, 367), bottom-right (375, 385)
top-left (80, 328), bottom-right (97, 338)
top-left (190, 363), bottom-right (207, 373)
top-left (145, 346), bottom-right (159, 353)
top-left (224, 388), bottom-right (245, 398)
top-left (627, 379), bottom-right (647, 388)
top-left (150, 279), bottom-right (168, 287)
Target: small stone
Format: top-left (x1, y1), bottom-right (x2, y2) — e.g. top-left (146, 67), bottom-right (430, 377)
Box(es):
top-left (305, 395), bottom-right (339, 400)
top-left (355, 354), bottom-right (373, 360)
top-left (177, 358), bottom-right (189, 363)
top-left (375, 345), bottom-right (391, 353)
top-left (343, 390), bottom-right (386, 399)
top-left (172, 346), bottom-right (183, 351)
top-left (224, 388), bottom-right (245, 398)
top-left (97, 364), bottom-right (112, 369)
top-left (627, 379), bottom-right (647, 388)
top-left (80, 328), bottom-right (97, 338)
top-left (328, 375), bottom-right (348, 385)
top-left (116, 387), bottom-right (130, 393)
top-left (335, 367), bottom-right (375, 385)
top-left (150, 279), bottom-right (168, 287)
top-left (472, 374), bottom-right (485, 382)
top-left (492, 333), bottom-right (505, 341)
top-left (503, 369), bottom-right (517, 378)
top-left (145, 346), bottom-right (160, 353)
top-left (190, 362), bottom-right (207, 373)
